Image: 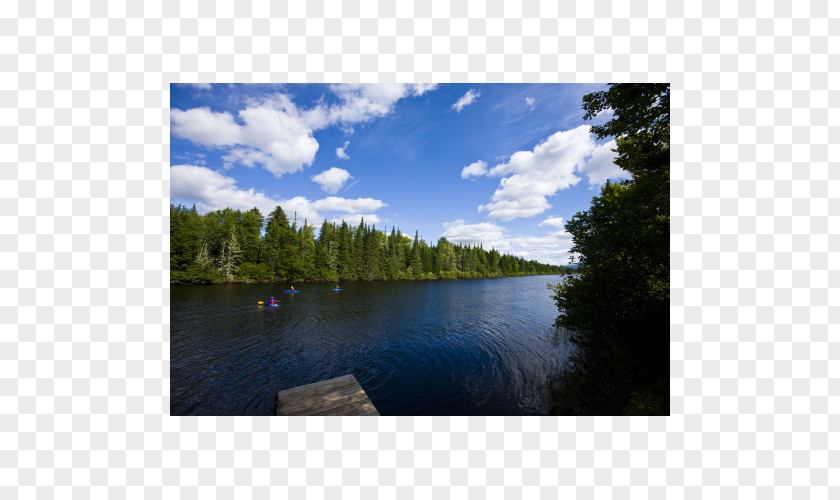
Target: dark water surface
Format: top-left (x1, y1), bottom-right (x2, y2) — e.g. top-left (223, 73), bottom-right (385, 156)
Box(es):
top-left (170, 275), bottom-right (575, 415)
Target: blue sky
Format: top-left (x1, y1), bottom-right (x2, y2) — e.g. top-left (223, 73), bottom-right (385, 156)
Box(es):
top-left (170, 83), bottom-right (630, 266)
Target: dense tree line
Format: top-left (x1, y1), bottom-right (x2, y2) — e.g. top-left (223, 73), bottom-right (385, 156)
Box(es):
top-left (548, 83), bottom-right (670, 415)
top-left (171, 204), bottom-right (569, 284)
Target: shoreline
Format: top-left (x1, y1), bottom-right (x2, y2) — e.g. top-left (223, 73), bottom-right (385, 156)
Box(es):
top-left (170, 271), bottom-right (573, 286)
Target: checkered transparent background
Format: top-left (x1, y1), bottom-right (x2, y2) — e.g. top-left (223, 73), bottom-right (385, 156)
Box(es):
top-left (2, 0), bottom-right (838, 497)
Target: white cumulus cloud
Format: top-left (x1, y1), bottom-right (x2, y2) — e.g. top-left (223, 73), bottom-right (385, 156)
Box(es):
top-left (438, 218), bottom-right (577, 266)
top-left (172, 85), bottom-right (440, 179)
top-left (311, 167), bottom-right (353, 194)
top-left (576, 139), bottom-right (629, 186)
top-left (336, 140), bottom-right (350, 159)
top-left (410, 83), bottom-right (439, 96)
top-left (452, 89), bottom-right (480, 113)
top-left (472, 125), bottom-right (628, 221)
top-left (311, 196), bottom-right (386, 214)
top-left (221, 148), bottom-right (271, 169)
top-left (461, 160), bottom-right (488, 180)
top-left (171, 96), bottom-right (319, 178)
top-left (323, 83), bottom-right (438, 126)
top-left (170, 107), bottom-right (242, 147)
top-left (170, 165), bottom-right (386, 224)
top-left (538, 216), bottom-right (565, 229)
top-left (505, 230), bottom-right (576, 266)
top-left (170, 164), bottom-right (279, 215)
top-left (478, 127), bottom-right (590, 220)
top-left (441, 220), bottom-right (509, 250)
top-left (323, 83), bottom-right (407, 125)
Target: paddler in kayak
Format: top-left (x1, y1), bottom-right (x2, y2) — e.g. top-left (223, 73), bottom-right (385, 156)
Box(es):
top-left (267, 296), bottom-right (278, 305)
top-left (290, 286), bottom-right (294, 292)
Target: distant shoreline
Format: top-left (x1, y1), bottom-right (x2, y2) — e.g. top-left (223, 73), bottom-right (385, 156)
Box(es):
top-left (170, 272), bottom-right (573, 286)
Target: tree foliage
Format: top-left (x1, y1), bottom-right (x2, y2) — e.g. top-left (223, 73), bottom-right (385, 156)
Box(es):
top-left (171, 205), bottom-right (571, 284)
top-left (548, 83), bottom-right (670, 415)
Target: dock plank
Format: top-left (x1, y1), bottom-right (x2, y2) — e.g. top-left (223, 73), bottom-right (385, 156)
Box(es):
top-left (320, 401), bottom-right (380, 416)
top-left (275, 374), bottom-right (357, 396)
top-left (277, 388), bottom-right (370, 415)
top-left (276, 376), bottom-right (359, 401)
top-left (276, 374), bottom-right (380, 416)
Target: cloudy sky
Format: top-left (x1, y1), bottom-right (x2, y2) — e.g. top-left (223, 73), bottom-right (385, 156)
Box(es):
top-left (170, 83), bottom-right (630, 266)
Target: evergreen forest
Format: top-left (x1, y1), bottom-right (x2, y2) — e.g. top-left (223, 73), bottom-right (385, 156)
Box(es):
top-left (548, 83), bottom-right (670, 415)
top-left (170, 204), bottom-right (569, 284)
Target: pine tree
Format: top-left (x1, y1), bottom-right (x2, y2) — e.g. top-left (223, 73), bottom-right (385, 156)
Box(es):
top-left (315, 220), bottom-right (338, 281)
top-left (297, 220), bottom-right (316, 280)
top-left (263, 206), bottom-right (290, 280)
top-left (337, 221), bottom-right (354, 280)
top-left (219, 227), bottom-right (240, 281)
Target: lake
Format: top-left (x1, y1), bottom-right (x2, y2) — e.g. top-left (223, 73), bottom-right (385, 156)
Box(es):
top-left (170, 275), bottom-right (575, 416)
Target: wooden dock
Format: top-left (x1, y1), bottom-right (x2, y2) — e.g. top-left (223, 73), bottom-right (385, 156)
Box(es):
top-left (275, 374), bottom-right (380, 416)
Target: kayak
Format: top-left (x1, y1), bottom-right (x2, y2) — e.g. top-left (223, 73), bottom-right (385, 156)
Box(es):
top-left (332, 288), bottom-right (343, 291)
top-left (268, 303), bottom-right (279, 307)
top-left (284, 290), bottom-right (299, 293)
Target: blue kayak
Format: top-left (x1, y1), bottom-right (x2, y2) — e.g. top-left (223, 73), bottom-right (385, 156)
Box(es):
top-left (332, 288), bottom-right (343, 291)
top-left (268, 303), bottom-right (279, 307)
top-left (284, 290), bottom-right (299, 293)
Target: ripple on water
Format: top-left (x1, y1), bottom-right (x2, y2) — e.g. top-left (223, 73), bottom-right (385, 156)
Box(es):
top-left (170, 276), bottom-right (575, 415)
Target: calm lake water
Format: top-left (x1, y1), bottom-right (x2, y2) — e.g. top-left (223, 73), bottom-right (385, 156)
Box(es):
top-left (170, 275), bottom-right (575, 416)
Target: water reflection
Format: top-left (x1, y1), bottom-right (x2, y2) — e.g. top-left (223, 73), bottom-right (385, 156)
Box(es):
top-left (171, 275), bottom-right (575, 415)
